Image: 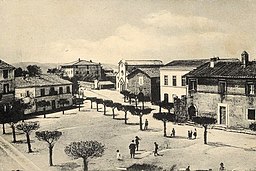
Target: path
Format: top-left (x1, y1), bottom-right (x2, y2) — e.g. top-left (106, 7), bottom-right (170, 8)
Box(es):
top-left (0, 136), bottom-right (41, 171)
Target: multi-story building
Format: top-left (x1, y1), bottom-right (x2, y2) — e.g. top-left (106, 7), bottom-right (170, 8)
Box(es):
top-left (185, 51), bottom-right (255, 128)
top-left (15, 74), bottom-right (73, 114)
top-left (160, 59), bottom-right (208, 103)
top-left (0, 60), bottom-right (15, 113)
top-left (116, 59), bottom-right (163, 92)
top-left (61, 58), bottom-right (102, 81)
top-left (127, 68), bottom-right (160, 102)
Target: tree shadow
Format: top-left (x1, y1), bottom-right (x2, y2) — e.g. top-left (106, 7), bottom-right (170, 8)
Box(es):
top-left (207, 142), bottom-right (256, 151)
top-left (15, 140), bottom-right (35, 144)
top-left (4, 132), bottom-right (23, 135)
top-left (55, 162), bottom-right (81, 171)
top-left (165, 135), bottom-right (188, 139)
top-left (80, 109), bottom-right (91, 112)
top-left (63, 112), bottom-right (77, 115)
top-left (126, 123), bottom-right (140, 125)
top-left (114, 118), bottom-right (126, 120)
top-left (142, 128), bottom-right (162, 132)
top-left (44, 116), bottom-right (60, 119)
top-left (104, 114), bottom-right (113, 116)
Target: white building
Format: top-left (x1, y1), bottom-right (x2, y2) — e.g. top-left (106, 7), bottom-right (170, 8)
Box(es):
top-left (116, 59), bottom-right (163, 92)
top-left (160, 59), bottom-right (208, 103)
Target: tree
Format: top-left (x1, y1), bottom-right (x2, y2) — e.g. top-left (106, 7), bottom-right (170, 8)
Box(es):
top-left (121, 105), bottom-right (134, 124)
top-left (35, 130), bottom-right (62, 166)
top-left (47, 68), bottom-right (64, 77)
top-left (120, 90), bottom-right (130, 102)
top-left (36, 100), bottom-right (51, 118)
top-left (73, 97), bottom-right (84, 111)
top-left (192, 116), bottom-right (217, 144)
top-left (153, 112), bottom-right (176, 137)
top-left (162, 102), bottom-right (174, 114)
top-left (174, 97), bottom-right (187, 122)
top-left (249, 122), bottom-right (256, 131)
top-left (27, 65), bottom-right (42, 76)
top-left (86, 97), bottom-right (97, 109)
top-left (14, 67), bottom-right (24, 77)
top-left (102, 100), bottom-right (113, 115)
top-left (95, 98), bottom-right (104, 112)
top-left (137, 92), bottom-right (145, 109)
top-left (130, 108), bottom-right (154, 130)
top-left (58, 99), bottom-right (70, 114)
top-left (16, 121), bottom-right (40, 152)
top-left (65, 141), bottom-right (105, 171)
top-left (111, 102), bottom-right (122, 119)
top-left (128, 93), bottom-right (137, 106)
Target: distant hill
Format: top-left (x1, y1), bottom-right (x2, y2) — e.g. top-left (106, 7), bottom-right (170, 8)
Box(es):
top-left (12, 62), bottom-right (118, 73)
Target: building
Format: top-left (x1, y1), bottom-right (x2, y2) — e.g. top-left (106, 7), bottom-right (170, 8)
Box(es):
top-left (127, 68), bottom-right (160, 102)
top-left (0, 60), bottom-right (15, 113)
top-left (116, 59), bottom-right (163, 92)
top-left (15, 74), bottom-right (73, 114)
top-left (61, 58), bottom-right (102, 81)
top-left (160, 59), bottom-right (208, 103)
top-left (185, 51), bottom-right (256, 128)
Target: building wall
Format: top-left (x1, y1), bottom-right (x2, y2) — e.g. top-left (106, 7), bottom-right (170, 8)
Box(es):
top-left (160, 69), bottom-right (189, 102)
top-left (127, 72), bottom-right (151, 98)
top-left (116, 60), bottom-right (127, 91)
top-left (62, 65), bottom-right (102, 80)
top-left (63, 68), bottom-right (74, 78)
top-left (0, 68), bottom-right (15, 105)
top-left (189, 77), bottom-right (256, 128)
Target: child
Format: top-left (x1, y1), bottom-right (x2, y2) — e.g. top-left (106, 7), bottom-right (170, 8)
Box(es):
top-left (116, 150), bottom-right (122, 160)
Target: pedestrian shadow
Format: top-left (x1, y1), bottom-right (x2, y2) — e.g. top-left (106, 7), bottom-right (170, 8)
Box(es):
top-left (165, 135), bottom-right (188, 139)
top-left (55, 162), bottom-right (80, 171)
top-left (80, 109), bottom-right (91, 112)
top-left (143, 128), bottom-right (162, 132)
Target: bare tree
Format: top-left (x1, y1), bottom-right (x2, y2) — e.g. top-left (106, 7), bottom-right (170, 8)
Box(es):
top-left (16, 121), bottom-right (40, 152)
top-left (65, 141), bottom-right (105, 171)
top-left (192, 116), bottom-right (217, 144)
top-left (35, 130), bottom-right (62, 166)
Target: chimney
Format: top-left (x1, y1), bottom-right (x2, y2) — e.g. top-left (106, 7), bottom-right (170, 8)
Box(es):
top-left (210, 56), bottom-right (219, 68)
top-left (78, 58), bottom-right (81, 62)
top-left (241, 51), bottom-right (249, 68)
top-left (90, 60), bottom-right (92, 63)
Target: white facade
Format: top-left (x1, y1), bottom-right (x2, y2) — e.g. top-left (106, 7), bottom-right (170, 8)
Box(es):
top-left (63, 68), bottom-right (74, 78)
top-left (116, 60), bottom-right (127, 92)
top-left (160, 68), bottom-right (190, 103)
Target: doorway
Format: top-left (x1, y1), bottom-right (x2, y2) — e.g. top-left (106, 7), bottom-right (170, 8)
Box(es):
top-left (52, 100), bottom-right (56, 110)
top-left (218, 104), bottom-right (228, 126)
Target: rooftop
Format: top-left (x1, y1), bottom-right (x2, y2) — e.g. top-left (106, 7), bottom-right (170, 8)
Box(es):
top-left (0, 59), bottom-right (15, 69)
top-left (15, 74), bottom-right (72, 88)
top-left (164, 59), bottom-right (209, 69)
top-left (61, 59), bottom-right (99, 67)
top-left (127, 67), bottom-right (160, 78)
top-left (186, 59), bottom-right (256, 79)
top-left (121, 59), bottom-right (163, 66)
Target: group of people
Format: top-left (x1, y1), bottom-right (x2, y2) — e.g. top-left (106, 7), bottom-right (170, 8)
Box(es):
top-left (128, 136), bottom-right (141, 158)
top-left (188, 128), bottom-right (197, 139)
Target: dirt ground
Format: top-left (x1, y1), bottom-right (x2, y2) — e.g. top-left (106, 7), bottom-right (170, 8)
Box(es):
top-left (1, 89), bottom-right (256, 171)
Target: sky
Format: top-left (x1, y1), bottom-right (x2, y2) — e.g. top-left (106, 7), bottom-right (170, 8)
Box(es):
top-left (1, 0), bottom-right (256, 65)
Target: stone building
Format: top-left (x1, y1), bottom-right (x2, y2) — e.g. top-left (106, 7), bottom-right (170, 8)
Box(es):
top-left (127, 68), bottom-right (160, 102)
top-left (15, 74), bottom-right (73, 114)
top-left (185, 51), bottom-right (256, 128)
top-left (0, 60), bottom-right (15, 113)
top-left (116, 59), bottom-right (163, 92)
top-left (61, 58), bottom-right (102, 81)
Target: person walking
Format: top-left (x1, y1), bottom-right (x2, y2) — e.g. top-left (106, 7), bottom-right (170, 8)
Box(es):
top-left (154, 142), bottom-right (159, 156)
top-left (171, 128), bottom-right (175, 137)
top-left (135, 136), bottom-right (141, 151)
top-left (129, 140), bottom-right (136, 158)
top-left (144, 119), bottom-right (149, 130)
top-left (193, 128), bottom-right (197, 139)
top-left (219, 162), bottom-right (225, 171)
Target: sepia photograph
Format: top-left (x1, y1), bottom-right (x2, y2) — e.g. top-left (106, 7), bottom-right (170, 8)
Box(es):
top-left (0, 0), bottom-right (256, 170)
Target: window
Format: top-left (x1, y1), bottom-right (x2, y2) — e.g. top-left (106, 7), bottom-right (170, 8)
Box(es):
top-left (182, 77), bottom-right (186, 86)
top-left (3, 84), bottom-right (9, 93)
top-left (3, 70), bottom-right (8, 79)
top-left (246, 83), bottom-right (255, 95)
top-left (76, 71), bottom-right (79, 74)
top-left (26, 91), bottom-right (29, 97)
top-left (121, 70), bottom-right (124, 76)
top-left (164, 93), bottom-right (169, 102)
top-left (218, 81), bottom-right (226, 94)
top-left (172, 76), bottom-right (177, 86)
top-left (87, 71), bottom-right (89, 74)
top-left (248, 109), bottom-right (255, 120)
top-left (139, 77), bottom-right (143, 85)
top-left (59, 87), bottom-right (63, 94)
top-left (188, 79), bottom-right (197, 91)
top-left (40, 89), bottom-right (45, 96)
top-left (66, 86), bottom-right (71, 93)
top-left (164, 75), bottom-right (168, 85)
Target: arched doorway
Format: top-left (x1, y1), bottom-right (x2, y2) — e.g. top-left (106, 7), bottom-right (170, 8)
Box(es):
top-left (188, 105), bottom-right (197, 120)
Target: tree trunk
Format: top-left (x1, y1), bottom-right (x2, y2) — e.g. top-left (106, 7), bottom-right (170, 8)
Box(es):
top-left (90, 101), bottom-right (93, 109)
top-left (139, 115), bottom-right (143, 130)
top-left (112, 108), bottom-right (115, 119)
top-left (135, 99), bottom-right (138, 108)
top-left (62, 104), bottom-right (65, 114)
top-left (44, 108), bottom-right (46, 118)
top-left (2, 123), bottom-right (5, 134)
top-left (142, 101), bottom-right (144, 110)
top-left (204, 125), bottom-right (207, 144)
top-left (83, 158), bottom-right (88, 171)
top-left (26, 133), bottom-right (32, 153)
top-left (49, 145), bottom-right (53, 166)
top-left (96, 103), bottom-right (99, 111)
top-left (11, 124), bottom-right (16, 143)
top-left (163, 121), bottom-right (167, 137)
top-left (124, 111), bottom-right (127, 124)
top-left (78, 104), bottom-right (81, 111)
top-left (159, 106), bottom-right (162, 113)
top-left (103, 105), bottom-right (106, 115)
top-left (129, 98), bottom-right (131, 104)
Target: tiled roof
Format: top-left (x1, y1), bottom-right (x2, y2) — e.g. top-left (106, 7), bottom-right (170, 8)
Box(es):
top-left (0, 60), bottom-right (15, 69)
top-left (165, 59), bottom-right (209, 67)
top-left (15, 74), bottom-right (72, 88)
top-left (61, 59), bottom-right (99, 66)
top-left (186, 60), bottom-right (256, 78)
top-left (128, 68), bottom-right (160, 78)
top-left (123, 60), bottom-right (163, 66)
